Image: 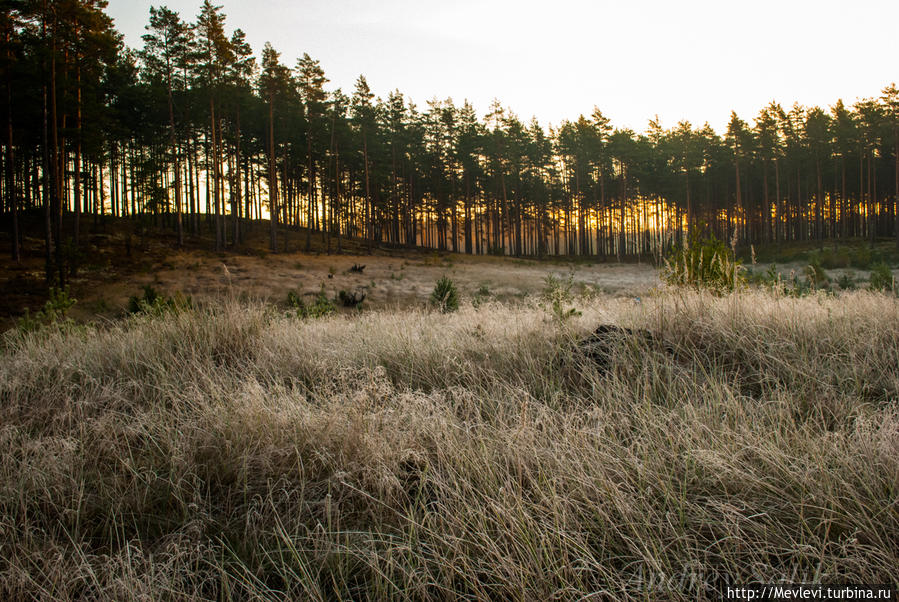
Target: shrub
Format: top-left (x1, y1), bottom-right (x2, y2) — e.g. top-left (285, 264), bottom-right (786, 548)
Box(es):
top-left (127, 284), bottom-right (161, 313)
top-left (338, 290), bottom-right (366, 308)
top-left (288, 286), bottom-right (336, 319)
top-left (816, 248), bottom-right (850, 269)
top-left (127, 285), bottom-right (191, 315)
top-left (308, 291), bottom-right (337, 317)
top-left (869, 262), bottom-right (895, 292)
top-left (662, 228), bottom-right (744, 293)
top-left (15, 286), bottom-right (77, 333)
top-left (430, 276), bottom-right (459, 313)
top-left (541, 274), bottom-right (572, 301)
top-left (540, 273), bottom-right (582, 323)
top-left (749, 263), bottom-right (785, 293)
top-left (471, 285), bottom-right (491, 308)
top-left (837, 272), bottom-right (857, 291)
top-left (804, 258), bottom-right (830, 290)
top-left (286, 290), bottom-right (303, 308)
top-left (851, 246), bottom-right (873, 269)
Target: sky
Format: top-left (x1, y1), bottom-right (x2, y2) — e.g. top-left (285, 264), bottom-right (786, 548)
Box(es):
top-left (105, 0), bottom-right (899, 135)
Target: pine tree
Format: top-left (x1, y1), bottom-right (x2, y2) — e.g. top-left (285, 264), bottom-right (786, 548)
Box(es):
top-left (142, 5), bottom-right (192, 246)
top-left (296, 52), bottom-right (328, 251)
top-left (258, 42), bottom-right (289, 252)
top-left (804, 106), bottom-right (831, 246)
top-left (881, 83), bottom-right (899, 250)
top-left (726, 111), bottom-right (752, 243)
top-left (1, 0), bottom-right (22, 261)
top-left (195, 0), bottom-right (232, 252)
top-left (351, 74), bottom-right (375, 252)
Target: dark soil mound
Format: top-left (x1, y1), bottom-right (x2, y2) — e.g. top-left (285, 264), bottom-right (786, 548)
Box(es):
top-left (578, 324), bottom-right (660, 372)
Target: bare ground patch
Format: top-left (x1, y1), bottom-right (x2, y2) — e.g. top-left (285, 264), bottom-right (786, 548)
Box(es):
top-left (72, 250), bottom-right (661, 319)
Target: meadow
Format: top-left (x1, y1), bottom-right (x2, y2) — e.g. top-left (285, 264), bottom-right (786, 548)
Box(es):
top-left (4, 1), bottom-right (899, 597)
top-left (1, 280), bottom-right (897, 599)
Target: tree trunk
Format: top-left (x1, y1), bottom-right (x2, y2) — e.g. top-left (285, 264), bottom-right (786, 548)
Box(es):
top-left (167, 67), bottom-right (182, 247)
top-left (841, 157), bottom-right (847, 240)
top-left (894, 130), bottom-right (898, 250)
top-left (363, 128), bottom-right (372, 254)
top-left (232, 108), bottom-right (241, 246)
top-left (50, 9), bottom-right (64, 285)
top-left (305, 132), bottom-right (313, 252)
top-left (267, 98), bottom-right (278, 252)
top-left (41, 4), bottom-right (53, 282)
top-left (816, 157), bottom-right (823, 249)
top-left (210, 96), bottom-right (223, 252)
top-left (5, 28), bottom-right (18, 262)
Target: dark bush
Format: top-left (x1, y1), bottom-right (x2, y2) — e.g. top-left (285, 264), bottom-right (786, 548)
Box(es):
top-left (430, 276), bottom-right (459, 313)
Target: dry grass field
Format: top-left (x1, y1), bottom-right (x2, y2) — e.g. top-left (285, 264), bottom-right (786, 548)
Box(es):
top-left (1, 284), bottom-right (897, 600)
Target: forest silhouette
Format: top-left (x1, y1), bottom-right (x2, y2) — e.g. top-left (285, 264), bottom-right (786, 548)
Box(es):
top-left (2, 0), bottom-right (899, 286)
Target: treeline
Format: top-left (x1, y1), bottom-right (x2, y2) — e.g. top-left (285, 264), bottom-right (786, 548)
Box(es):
top-left (3, 1), bottom-right (899, 285)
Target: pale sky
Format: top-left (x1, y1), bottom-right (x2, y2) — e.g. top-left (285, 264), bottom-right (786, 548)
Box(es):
top-left (106, 0), bottom-right (899, 135)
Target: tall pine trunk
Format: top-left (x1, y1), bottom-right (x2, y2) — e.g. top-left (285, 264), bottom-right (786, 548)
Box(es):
top-left (232, 107), bottom-right (241, 245)
top-left (210, 96), bottom-right (223, 252)
top-left (363, 128), bottom-right (372, 254)
top-left (167, 69), bottom-right (182, 246)
top-left (267, 98), bottom-right (278, 252)
top-left (894, 129), bottom-right (898, 250)
top-left (5, 27), bottom-right (18, 262)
